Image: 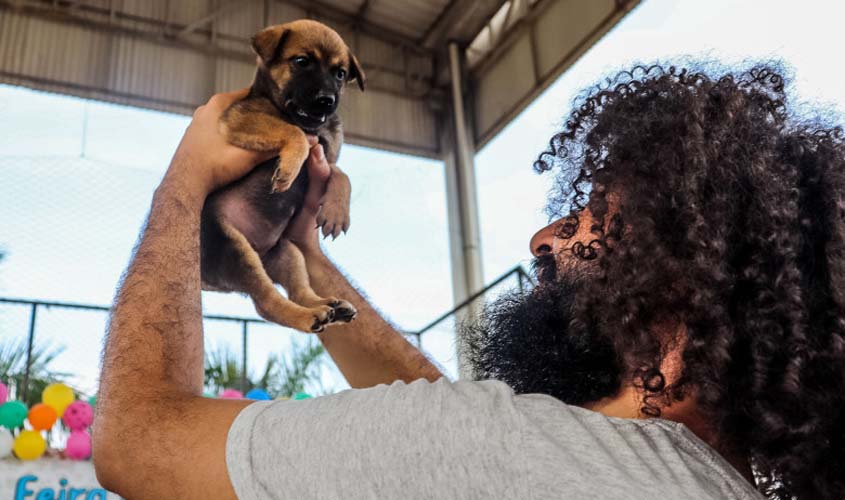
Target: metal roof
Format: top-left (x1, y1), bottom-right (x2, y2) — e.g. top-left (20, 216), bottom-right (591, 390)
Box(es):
top-left (0, 0), bottom-right (640, 158)
top-left (309, 0), bottom-right (454, 41)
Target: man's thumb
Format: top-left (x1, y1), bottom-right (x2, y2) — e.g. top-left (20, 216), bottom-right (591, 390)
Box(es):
top-left (304, 144), bottom-right (331, 210)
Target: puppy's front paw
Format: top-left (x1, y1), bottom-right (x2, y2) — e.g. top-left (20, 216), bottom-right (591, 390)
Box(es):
top-left (271, 163), bottom-right (295, 193)
top-left (317, 198), bottom-right (350, 240)
top-left (271, 144), bottom-right (309, 193)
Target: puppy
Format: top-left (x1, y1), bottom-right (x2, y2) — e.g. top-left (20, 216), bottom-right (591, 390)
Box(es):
top-left (200, 20), bottom-right (365, 333)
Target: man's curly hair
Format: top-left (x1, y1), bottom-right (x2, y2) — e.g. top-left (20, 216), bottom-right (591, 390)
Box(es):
top-left (534, 63), bottom-right (845, 500)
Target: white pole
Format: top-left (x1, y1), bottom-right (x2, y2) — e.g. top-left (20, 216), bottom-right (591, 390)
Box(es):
top-left (446, 41), bottom-right (484, 379)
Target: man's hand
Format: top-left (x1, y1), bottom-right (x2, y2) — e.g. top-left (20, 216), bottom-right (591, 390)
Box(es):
top-left (169, 89), bottom-right (277, 197)
top-left (284, 141), bottom-right (332, 253)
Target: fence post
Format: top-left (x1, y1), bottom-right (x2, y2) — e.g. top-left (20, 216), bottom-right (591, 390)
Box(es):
top-left (21, 303), bottom-right (38, 404)
top-left (240, 321), bottom-right (248, 394)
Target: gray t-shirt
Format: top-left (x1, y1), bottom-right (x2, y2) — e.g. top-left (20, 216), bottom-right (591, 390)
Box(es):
top-left (226, 378), bottom-right (763, 499)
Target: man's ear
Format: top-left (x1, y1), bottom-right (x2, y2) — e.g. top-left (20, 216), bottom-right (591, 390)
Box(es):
top-left (347, 49), bottom-right (366, 91)
top-left (251, 26), bottom-right (290, 66)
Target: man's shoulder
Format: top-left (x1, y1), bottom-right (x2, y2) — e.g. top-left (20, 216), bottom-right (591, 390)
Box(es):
top-left (228, 378), bottom-right (762, 500)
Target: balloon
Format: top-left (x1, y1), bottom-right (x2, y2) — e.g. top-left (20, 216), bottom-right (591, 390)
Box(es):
top-left (292, 392), bottom-right (312, 400)
top-left (245, 388), bottom-right (271, 400)
top-left (219, 389), bottom-right (243, 399)
top-left (274, 396), bottom-right (290, 401)
top-left (87, 395), bottom-right (96, 408)
top-left (42, 383), bottom-right (75, 416)
top-left (0, 401), bottom-right (28, 429)
top-left (65, 430), bottom-right (91, 460)
top-left (0, 427), bottom-right (13, 458)
top-left (0, 381), bottom-right (7, 405)
top-left (62, 401), bottom-right (93, 431)
top-left (13, 430), bottom-right (46, 460)
top-left (27, 403), bottom-right (57, 431)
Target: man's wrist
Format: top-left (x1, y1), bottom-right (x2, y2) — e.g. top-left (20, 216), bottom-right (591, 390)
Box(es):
top-left (299, 241), bottom-right (328, 265)
top-left (156, 164), bottom-right (209, 211)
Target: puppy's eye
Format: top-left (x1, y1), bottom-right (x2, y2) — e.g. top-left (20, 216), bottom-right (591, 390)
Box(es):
top-left (293, 56), bottom-right (310, 68)
top-left (336, 69), bottom-right (347, 81)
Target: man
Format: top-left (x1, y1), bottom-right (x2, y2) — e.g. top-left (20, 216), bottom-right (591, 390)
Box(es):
top-left (93, 65), bottom-right (844, 499)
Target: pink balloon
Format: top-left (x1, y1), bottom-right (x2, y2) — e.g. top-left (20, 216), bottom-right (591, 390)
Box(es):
top-left (0, 382), bottom-right (6, 405)
top-left (65, 430), bottom-right (91, 460)
top-left (219, 389), bottom-right (244, 399)
top-left (62, 401), bottom-right (94, 431)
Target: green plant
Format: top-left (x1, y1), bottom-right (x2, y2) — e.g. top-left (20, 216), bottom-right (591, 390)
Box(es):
top-left (268, 338), bottom-right (327, 398)
top-left (0, 337), bottom-right (68, 406)
top-left (204, 338), bottom-right (328, 398)
top-left (204, 346), bottom-right (244, 395)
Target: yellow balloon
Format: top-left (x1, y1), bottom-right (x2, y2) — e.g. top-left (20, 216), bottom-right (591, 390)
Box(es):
top-left (42, 383), bottom-right (75, 417)
top-left (13, 430), bottom-right (46, 461)
top-left (274, 396), bottom-right (290, 401)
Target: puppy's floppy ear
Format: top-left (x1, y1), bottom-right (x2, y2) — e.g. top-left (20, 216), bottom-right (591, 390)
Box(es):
top-left (251, 26), bottom-right (290, 65)
top-left (347, 49), bottom-right (366, 92)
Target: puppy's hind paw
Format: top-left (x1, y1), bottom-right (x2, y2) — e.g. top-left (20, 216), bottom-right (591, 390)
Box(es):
top-left (309, 305), bottom-right (335, 333)
top-left (329, 299), bottom-right (357, 323)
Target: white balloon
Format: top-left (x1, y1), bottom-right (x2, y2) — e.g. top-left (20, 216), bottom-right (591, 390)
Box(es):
top-left (0, 427), bottom-right (13, 458)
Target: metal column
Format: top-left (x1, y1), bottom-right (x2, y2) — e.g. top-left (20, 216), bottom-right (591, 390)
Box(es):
top-left (444, 41), bottom-right (484, 379)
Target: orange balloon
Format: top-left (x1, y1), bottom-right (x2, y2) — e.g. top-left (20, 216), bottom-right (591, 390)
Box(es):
top-left (27, 403), bottom-right (57, 431)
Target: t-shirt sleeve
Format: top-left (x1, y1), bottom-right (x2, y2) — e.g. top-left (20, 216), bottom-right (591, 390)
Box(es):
top-left (225, 378), bottom-right (533, 500)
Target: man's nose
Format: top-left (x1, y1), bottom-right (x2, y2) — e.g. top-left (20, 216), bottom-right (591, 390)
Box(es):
top-left (530, 221), bottom-right (557, 257)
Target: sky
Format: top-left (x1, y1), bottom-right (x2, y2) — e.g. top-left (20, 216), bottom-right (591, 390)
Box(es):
top-left (2, 0), bottom-right (845, 397)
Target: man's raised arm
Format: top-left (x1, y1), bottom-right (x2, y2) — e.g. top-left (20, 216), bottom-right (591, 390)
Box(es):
top-left (284, 146), bottom-right (444, 388)
top-left (93, 91), bottom-right (274, 500)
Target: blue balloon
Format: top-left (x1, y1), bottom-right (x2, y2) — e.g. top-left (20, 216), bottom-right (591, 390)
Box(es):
top-left (245, 388), bottom-right (271, 400)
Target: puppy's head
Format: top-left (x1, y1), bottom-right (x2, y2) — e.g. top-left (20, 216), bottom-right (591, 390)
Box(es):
top-left (251, 20), bottom-right (366, 131)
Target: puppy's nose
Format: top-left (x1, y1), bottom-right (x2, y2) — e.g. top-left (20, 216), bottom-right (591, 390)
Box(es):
top-left (313, 94), bottom-right (336, 111)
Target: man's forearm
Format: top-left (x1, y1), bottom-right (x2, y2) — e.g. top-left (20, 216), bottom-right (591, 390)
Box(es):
top-left (99, 168), bottom-right (206, 415)
top-left (302, 248), bottom-right (443, 388)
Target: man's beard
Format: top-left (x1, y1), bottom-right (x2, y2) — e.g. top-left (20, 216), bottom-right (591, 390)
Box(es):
top-left (461, 255), bottom-right (621, 406)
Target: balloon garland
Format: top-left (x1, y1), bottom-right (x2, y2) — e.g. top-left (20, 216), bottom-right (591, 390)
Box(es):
top-left (0, 382), bottom-right (311, 462)
top-left (0, 382), bottom-right (94, 461)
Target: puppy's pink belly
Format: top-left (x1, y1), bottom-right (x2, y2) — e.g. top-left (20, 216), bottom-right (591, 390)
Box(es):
top-left (217, 197), bottom-right (284, 256)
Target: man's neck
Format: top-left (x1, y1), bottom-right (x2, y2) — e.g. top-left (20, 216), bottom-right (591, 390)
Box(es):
top-left (581, 386), bottom-right (755, 485)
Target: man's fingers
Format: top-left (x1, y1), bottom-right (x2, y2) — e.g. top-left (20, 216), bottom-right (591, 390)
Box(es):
top-left (206, 88), bottom-right (249, 111)
top-left (303, 145), bottom-right (331, 210)
top-left (192, 88), bottom-right (248, 121)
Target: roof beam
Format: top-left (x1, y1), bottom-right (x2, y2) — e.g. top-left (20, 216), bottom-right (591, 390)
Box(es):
top-left (354, 0), bottom-right (371, 23)
top-left (420, 0), bottom-right (507, 49)
top-left (274, 0), bottom-right (431, 56)
top-left (178, 0), bottom-right (254, 37)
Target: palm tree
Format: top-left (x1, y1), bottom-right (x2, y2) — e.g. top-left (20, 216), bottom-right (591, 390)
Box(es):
top-left (204, 346), bottom-right (243, 394)
top-left (0, 338), bottom-right (69, 406)
top-left (268, 339), bottom-right (327, 398)
top-left (204, 338), bottom-right (328, 398)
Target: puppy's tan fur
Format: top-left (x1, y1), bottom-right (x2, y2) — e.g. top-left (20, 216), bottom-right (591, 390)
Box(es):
top-left (199, 20), bottom-right (364, 333)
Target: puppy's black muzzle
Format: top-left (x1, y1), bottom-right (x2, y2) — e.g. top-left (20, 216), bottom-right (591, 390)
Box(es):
top-left (311, 93), bottom-right (336, 113)
top-left (290, 92), bottom-right (338, 130)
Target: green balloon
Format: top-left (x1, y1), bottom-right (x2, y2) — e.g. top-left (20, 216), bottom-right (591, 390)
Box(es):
top-left (0, 401), bottom-right (28, 429)
top-left (292, 392), bottom-right (312, 400)
top-left (88, 395), bottom-right (97, 407)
